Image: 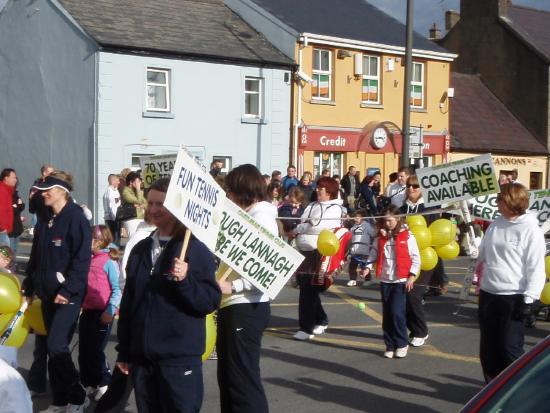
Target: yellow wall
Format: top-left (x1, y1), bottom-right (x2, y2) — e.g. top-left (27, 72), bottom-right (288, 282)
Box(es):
top-left (449, 152), bottom-right (548, 189)
top-left (296, 45), bottom-right (451, 132)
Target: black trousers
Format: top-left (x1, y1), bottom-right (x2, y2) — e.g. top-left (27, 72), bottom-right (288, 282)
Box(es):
top-left (132, 361), bottom-right (203, 413)
top-left (428, 258), bottom-right (449, 288)
top-left (406, 284), bottom-right (428, 339)
top-left (105, 220), bottom-right (120, 246)
top-left (478, 290), bottom-right (525, 383)
top-left (27, 334), bottom-right (48, 393)
top-left (42, 299), bottom-right (86, 406)
top-left (297, 250), bottom-right (328, 334)
top-left (78, 309), bottom-right (113, 388)
top-left (217, 302), bottom-right (270, 413)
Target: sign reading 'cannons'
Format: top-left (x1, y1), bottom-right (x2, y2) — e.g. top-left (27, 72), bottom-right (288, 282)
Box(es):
top-left (416, 154), bottom-right (499, 207)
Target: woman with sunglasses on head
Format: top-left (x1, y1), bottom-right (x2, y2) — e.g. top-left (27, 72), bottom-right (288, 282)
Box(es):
top-left (290, 177), bottom-right (345, 341)
top-left (477, 183), bottom-right (545, 382)
top-left (21, 171), bottom-right (92, 413)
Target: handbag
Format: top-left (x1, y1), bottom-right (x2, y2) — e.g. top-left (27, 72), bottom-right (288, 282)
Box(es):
top-left (115, 202), bottom-right (137, 222)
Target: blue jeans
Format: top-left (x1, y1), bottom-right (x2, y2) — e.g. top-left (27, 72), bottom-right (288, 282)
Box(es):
top-left (380, 282), bottom-right (408, 350)
top-left (9, 236), bottom-right (19, 255)
top-left (0, 231), bottom-right (9, 247)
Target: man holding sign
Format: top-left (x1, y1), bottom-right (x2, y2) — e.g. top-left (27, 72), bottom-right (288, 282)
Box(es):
top-left (215, 164), bottom-right (278, 413)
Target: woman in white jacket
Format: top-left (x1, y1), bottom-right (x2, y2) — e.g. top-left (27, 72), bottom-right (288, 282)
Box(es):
top-left (477, 183), bottom-right (546, 382)
top-left (216, 164), bottom-right (278, 413)
top-left (291, 177), bottom-right (345, 340)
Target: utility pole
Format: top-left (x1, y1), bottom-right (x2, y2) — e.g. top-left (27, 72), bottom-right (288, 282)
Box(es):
top-left (401, 0), bottom-right (414, 168)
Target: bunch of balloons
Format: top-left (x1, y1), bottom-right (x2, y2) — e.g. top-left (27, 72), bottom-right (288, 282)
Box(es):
top-left (317, 229), bottom-right (340, 256)
top-left (406, 216), bottom-right (459, 271)
top-left (540, 256), bottom-right (550, 305)
top-left (0, 272), bottom-right (46, 348)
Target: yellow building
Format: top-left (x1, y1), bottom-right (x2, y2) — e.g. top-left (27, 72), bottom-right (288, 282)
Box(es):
top-left (227, 0), bottom-right (456, 186)
top-left (294, 34), bottom-right (456, 186)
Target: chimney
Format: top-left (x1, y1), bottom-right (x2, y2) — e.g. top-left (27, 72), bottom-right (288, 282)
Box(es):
top-left (445, 10), bottom-right (460, 31)
top-left (429, 22), bottom-right (441, 40)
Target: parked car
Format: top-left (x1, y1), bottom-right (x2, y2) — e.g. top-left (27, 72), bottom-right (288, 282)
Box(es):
top-left (460, 335), bottom-right (550, 412)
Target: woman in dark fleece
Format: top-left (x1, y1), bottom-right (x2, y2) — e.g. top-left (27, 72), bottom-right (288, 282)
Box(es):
top-left (115, 178), bottom-right (221, 413)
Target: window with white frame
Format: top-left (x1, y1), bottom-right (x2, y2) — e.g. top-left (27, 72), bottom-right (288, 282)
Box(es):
top-left (312, 49), bottom-right (331, 100)
top-left (146, 68), bottom-right (171, 112)
top-left (362, 55), bottom-right (380, 103)
top-left (244, 76), bottom-right (263, 118)
top-left (410, 62), bottom-right (424, 108)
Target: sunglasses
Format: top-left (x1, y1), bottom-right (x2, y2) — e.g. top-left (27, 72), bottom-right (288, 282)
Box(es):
top-left (406, 184), bottom-right (420, 189)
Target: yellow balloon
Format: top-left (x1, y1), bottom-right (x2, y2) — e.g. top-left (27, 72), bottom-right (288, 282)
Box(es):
top-left (420, 247), bottom-right (438, 271)
top-left (0, 312), bottom-right (29, 348)
top-left (429, 219), bottom-right (457, 247)
top-left (540, 283), bottom-right (550, 305)
top-left (202, 312), bottom-right (216, 362)
top-left (0, 273), bottom-right (22, 314)
top-left (22, 299), bottom-right (47, 336)
top-left (410, 226), bottom-right (432, 250)
top-left (406, 215), bottom-right (427, 228)
top-left (435, 241), bottom-right (460, 260)
top-left (545, 256), bottom-right (550, 278)
top-left (317, 230), bottom-right (340, 257)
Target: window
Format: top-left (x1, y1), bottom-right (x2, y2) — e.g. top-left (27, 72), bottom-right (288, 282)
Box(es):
top-left (362, 55), bottom-right (380, 103)
top-left (313, 152), bottom-right (342, 179)
top-left (146, 68), bottom-right (170, 112)
top-left (312, 49), bottom-right (331, 100)
top-left (410, 62), bottom-right (424, 108)
top-left (244, 77), bottom-right (263, 118)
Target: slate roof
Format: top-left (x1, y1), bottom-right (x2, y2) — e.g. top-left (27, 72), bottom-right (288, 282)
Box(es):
top-left (57, 0), bottom-right (293, 67)
top-left (505, 5), bottom-right (550, 62)
top-left (247, 0), bottom-right (450, 54)
top-left (450, 73), bottom-right (547, 155)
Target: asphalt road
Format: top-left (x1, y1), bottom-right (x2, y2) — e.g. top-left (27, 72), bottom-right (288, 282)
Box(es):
top-left (11, 242), bottom-right (550, 413)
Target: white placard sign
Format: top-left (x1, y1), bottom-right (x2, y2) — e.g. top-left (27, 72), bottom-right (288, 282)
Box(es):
top-left (140, 154), bottom-right (178, 189)
top-left (417, 153), bottom-right (499, 207)
top-left (164, 148), bottom-right (224, 250)
top-left (214, 199), bottom-right (304, 300)
top-left (471, 188), bottom-right (550, 225)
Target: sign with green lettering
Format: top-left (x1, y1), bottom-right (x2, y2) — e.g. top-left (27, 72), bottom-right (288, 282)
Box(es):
top-left (417, 154), bottom-right (499, 207)
top-left (215, 199), bottom-right (304, 300)
top-left (471, 189), bottom-right (550, 225)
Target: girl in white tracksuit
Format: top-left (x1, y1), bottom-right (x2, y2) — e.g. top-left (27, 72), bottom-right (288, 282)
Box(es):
top-left (477, 183), bottom-right (545, 382)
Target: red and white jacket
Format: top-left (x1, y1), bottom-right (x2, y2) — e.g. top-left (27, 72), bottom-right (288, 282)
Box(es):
top-left (367, 228), bottom-right (420, 283)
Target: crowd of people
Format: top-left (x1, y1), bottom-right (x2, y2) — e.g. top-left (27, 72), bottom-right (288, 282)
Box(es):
top-left (0, 160), bottom-right (546, 412)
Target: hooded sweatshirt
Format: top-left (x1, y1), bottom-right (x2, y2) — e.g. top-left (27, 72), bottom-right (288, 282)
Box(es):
top-left (220, 201), bottom-right (278, 308)
top-left (478, 212), bottom-right (545, 302)
top-left (294, 199), bottom-right (345, 251)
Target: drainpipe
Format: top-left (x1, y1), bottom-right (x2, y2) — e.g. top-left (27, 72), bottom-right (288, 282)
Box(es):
top-left (294, 35), bottom-right (308, 174)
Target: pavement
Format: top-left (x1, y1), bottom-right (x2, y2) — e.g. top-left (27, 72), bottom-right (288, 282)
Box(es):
top-left (10, 243), bottom-right (550, 413)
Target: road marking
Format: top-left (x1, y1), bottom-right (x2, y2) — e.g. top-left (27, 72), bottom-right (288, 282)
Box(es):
top-left (272, 302), bottom-right (351, 307)
top-left (267, 330), bottom-right (479, 363)
top-left (266, 321), bottom-right (479, 332)
top-left (329, 285), bottom-right (383, 323)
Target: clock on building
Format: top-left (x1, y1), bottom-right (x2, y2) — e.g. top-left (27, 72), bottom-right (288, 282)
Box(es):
top-left (372, 127), bottom-right (388, 149)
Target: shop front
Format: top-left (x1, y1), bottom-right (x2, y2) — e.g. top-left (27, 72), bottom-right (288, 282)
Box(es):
top-left (298, 123), bottom-right (450, 186)
top-left (449, 153), bottom-right (548, 189)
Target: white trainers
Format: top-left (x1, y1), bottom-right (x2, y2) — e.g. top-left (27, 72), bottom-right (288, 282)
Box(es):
top-left (95, 385), bottom-right (108, 401)
top-left (39, 406), bottom-right (67, 413)
top-left (346, 280), bottom-right (357, 287)
top-left (66, 397), bottom-right (90, 413)
top-left (293, 331), bottom-right (314, 341)
top-left (312, 325), bottom-right (328, 335)
top-left (383, 350), bottom-right (394, 359)
top-left (395, 346), bottom-right (409, 358)
top-left (85, 386), bottom-right (97, 397)
top-left (410, 335), bottom-right (429, 347)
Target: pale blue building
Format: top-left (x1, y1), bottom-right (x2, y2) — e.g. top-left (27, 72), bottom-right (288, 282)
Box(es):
top-left (0, 0), bottom-right (293, 221)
